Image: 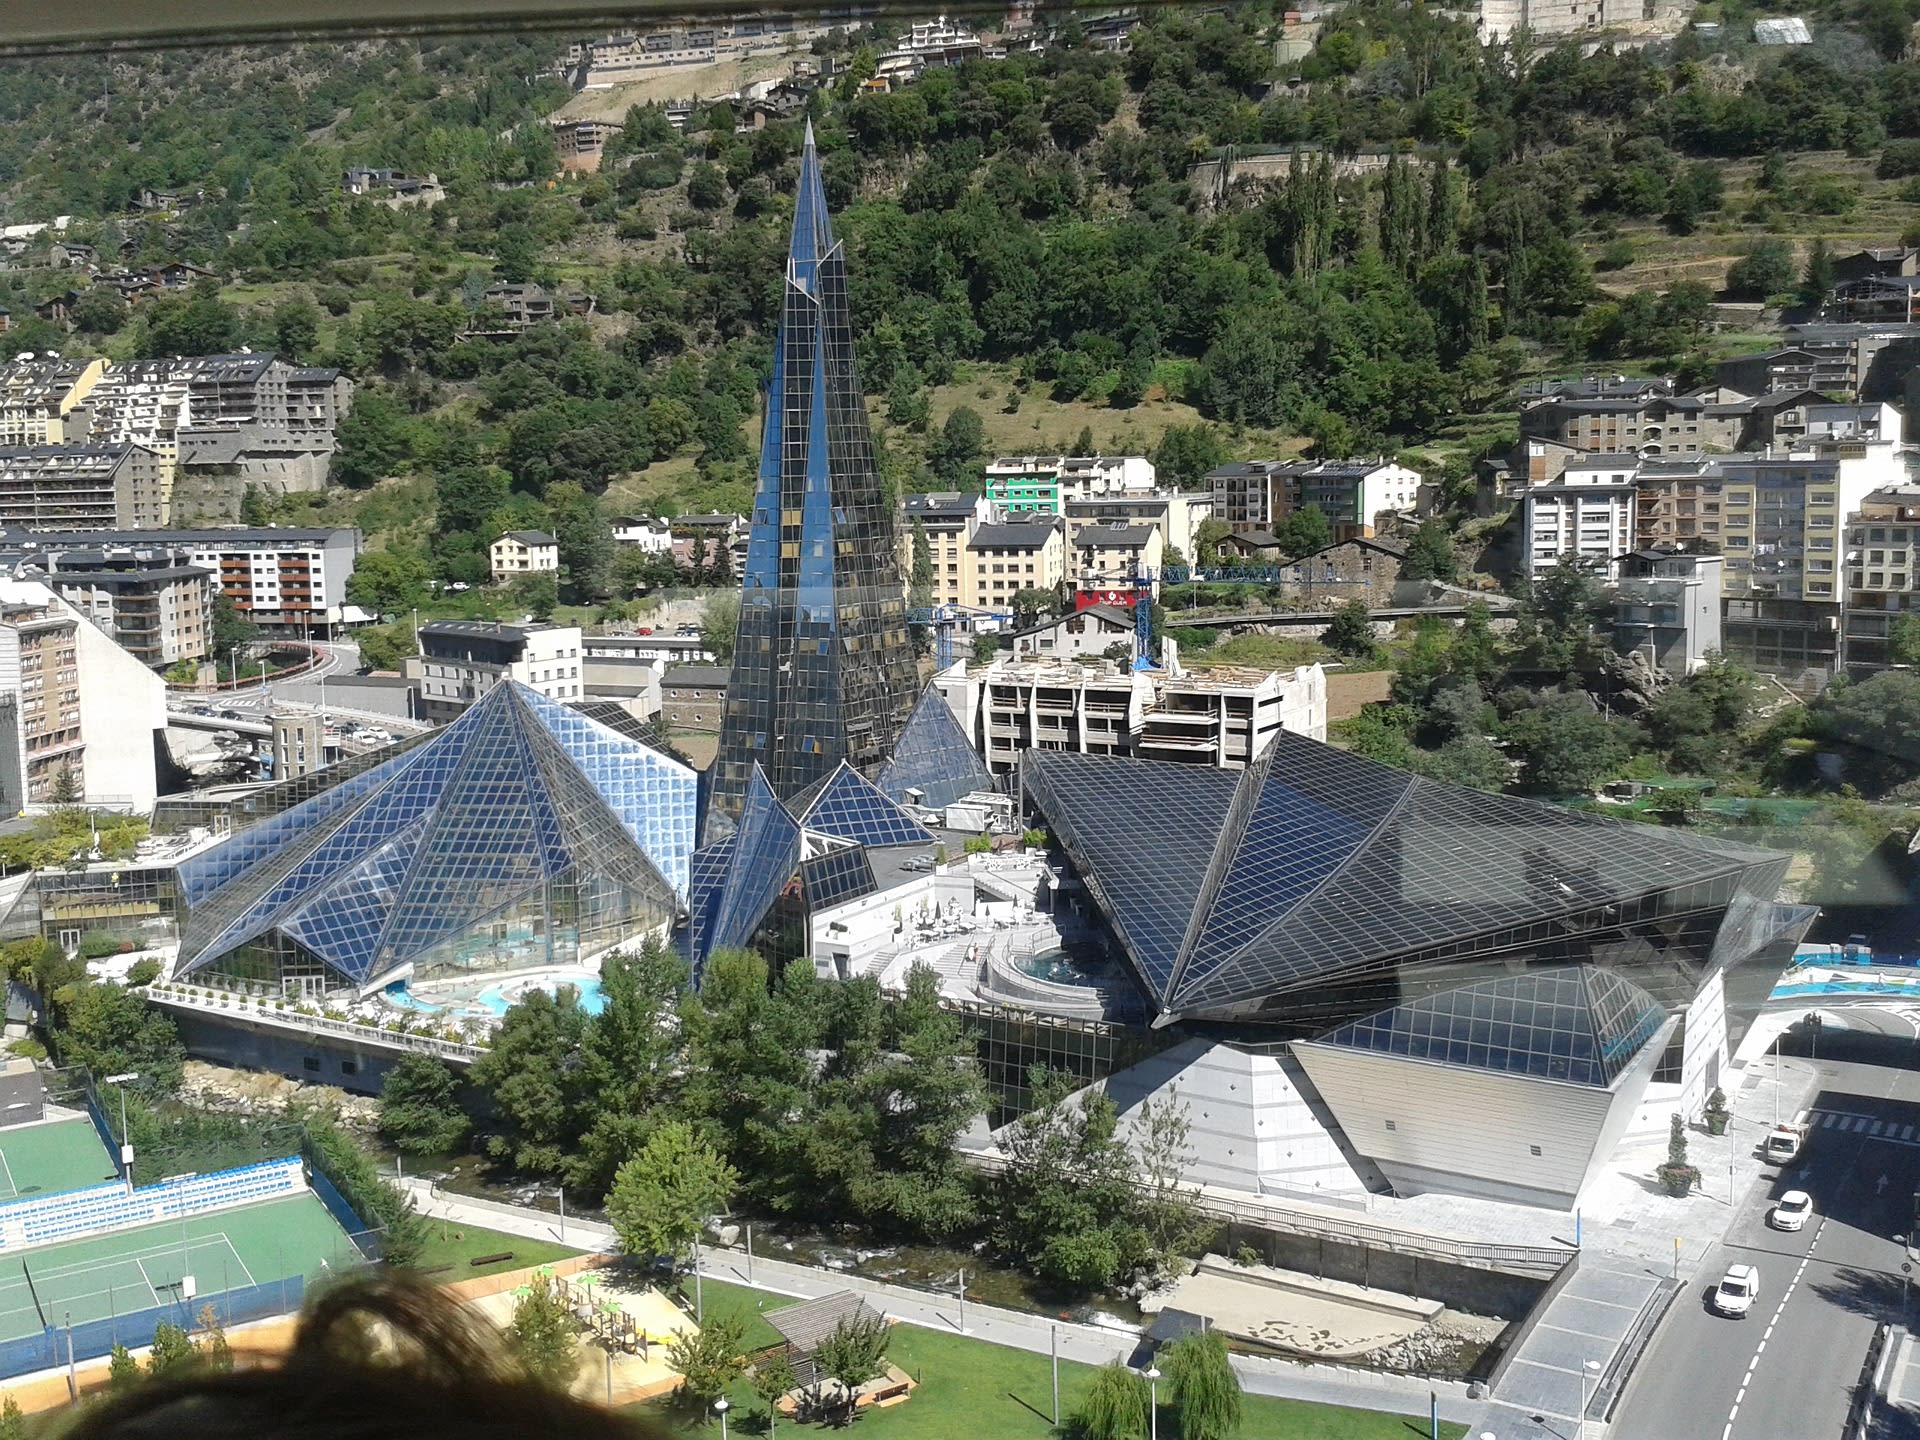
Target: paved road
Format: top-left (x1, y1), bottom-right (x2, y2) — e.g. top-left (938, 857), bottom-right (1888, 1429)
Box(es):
top-left (1613, 1053), bottom-right (1920, 1440)
top-left (400, 1179), bottom-right (1482, 1427)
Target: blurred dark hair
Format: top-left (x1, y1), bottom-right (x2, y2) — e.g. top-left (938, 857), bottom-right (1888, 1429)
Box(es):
top-left (57, 1272), bottom-right (668, 1440)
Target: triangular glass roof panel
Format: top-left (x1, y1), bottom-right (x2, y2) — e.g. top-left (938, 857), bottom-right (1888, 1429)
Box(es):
top-left (1021, 749), bottom-right (1239, 1003)
top-left (517, 686), bottom-right (697, 897)
top-left (1171, 735), bottom-right (1775, 1016)
top-left (279, 833), bottom-right (426, 983)
top-left (798, 761), bottom-right (936, 847)
top-left (706, 765), bottom-right (802, 958)
top-left (1170, 745), bottom-right (1410, 1006)
top-left (875, 684), bottom-right (994, 810)
top-left (686, 836), bottom-right (736, 979)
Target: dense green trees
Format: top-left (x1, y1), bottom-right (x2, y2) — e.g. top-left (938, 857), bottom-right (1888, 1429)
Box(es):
top-left (377, 1055), bottom-right (470, 1156)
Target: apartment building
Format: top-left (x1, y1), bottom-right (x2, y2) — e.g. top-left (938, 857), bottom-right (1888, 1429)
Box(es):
top-left (1840, 485), bottom-right (1920, 676)
top-left (1063, 491), bottom-right (1212, 561)
top-left (1612, 550), bottom-right (1724, 677)
top-left (0, 444), bottom-right (168, 531)
top-left (1521, 458), bottom-right (1640, 579)
top-left (32, 543), bottom-right (212, 668)
top-left (1519, 394), bottom-right (1740, 458)
top-left (1135, 663), bottom-right (1328, 766)
top-left (1071, 521), bottom-right (1164, 599)
top-left (406, 621), bottom-right (584, 724)
top-left (553, 118), bottom-right (623, 172)
top-left (934, 655), bottom-right (1328, 776)
top-left (902, 492), bottom-right (988, 609)
top-left (964, 515), bottom-right (1065, 610)
top-left (0, 577), bottom-right (165, 809)
top-left (270, 707), bottom-right (325, 782)
top-left (489, 530), bottom-right (560, 581)
top-left (1207, 458), bottom-right (1422, 539)
top-left (1696, 440), bottom-right (1901, 680)
top-left (935, 657), bottom-right (1155, 774)
top-left (984, 455), bottom-right (1156, 516)
top-left (0, 525), bottom-right (360, 634)
top-left (0, 357), bottom-right (104, 446)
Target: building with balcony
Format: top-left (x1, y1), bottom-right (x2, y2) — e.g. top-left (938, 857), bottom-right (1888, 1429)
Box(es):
top-left (1206, 458), bottom-right (1421, 540)
top-left (0, 444), bottom-right (168, 530)
top-left (935, 654), bottom-right (1327, 776)
top-left (1521, 460), bottom-right (1639, 579)
top-left (407, 620), bottom-right (583, 724)
top-left (0, 576), bottom-right (165, 809)
top-left (1071, 521), bottom-right (1163, 600)
top-left (1612, 550), bottom-right (1724, 677)
top-left (984, 455), bottom-right (1156, 516)
top-left (1518, 394), bottom-right (1738, 459)
top-left (488, 530), bottom-right (560, 581)
top-left (0, 357), bottom-right (104, 447)
top-left (1840, 485), bottom-right (1920, 676)
top-left (29, 542), bottom-right (213, 668)
top-left (1063, 491), bottom-right (1212, 563)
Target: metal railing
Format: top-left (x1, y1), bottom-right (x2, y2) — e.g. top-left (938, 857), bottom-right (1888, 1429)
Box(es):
top-left (146, 983), bottom-right (489, 1062)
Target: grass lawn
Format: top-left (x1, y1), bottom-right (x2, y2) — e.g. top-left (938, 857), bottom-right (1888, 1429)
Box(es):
top-left (406, 1218), bottom-right (583, 1281)
top-left (637, 1279), bottom-right (1465, 1439)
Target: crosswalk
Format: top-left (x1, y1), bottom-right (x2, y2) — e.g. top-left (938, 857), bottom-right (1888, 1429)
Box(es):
top-left (1810, 1109), bottom-right (1920, 1145)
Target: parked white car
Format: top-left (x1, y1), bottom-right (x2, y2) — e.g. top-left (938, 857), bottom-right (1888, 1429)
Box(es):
top-left (1714, 1263), bottom-right (1759, 1317)
top-left (1770, 1191), bottom-right (1813, 1232)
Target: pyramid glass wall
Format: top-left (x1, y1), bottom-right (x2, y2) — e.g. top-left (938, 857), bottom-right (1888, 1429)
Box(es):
top-left (172, 682), bottom-right (693, 994)
top-left (708, 124), bottom-right (919, 826)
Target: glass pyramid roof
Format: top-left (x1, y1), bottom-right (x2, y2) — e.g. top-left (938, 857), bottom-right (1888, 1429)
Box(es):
top-left (796, 761), bottom-right (936, 847)
top-left (874, 684), bottom-right (995, 811)
top-left (706, 765), bottom-right (802, 958)
top-left (1023, 733), bottom-right (1787, 1024)
top-left (1309, 965), bottom-right (1668, 1087)
top-left (175, 682), bottom-right (691, 989)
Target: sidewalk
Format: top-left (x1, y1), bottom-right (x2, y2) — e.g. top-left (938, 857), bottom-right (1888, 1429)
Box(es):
top-left (400, 1179), bottom-right (1482, 1426)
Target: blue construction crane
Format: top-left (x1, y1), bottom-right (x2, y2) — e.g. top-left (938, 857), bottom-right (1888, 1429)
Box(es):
top-left (1078, 566), bottom-right (1158, 670)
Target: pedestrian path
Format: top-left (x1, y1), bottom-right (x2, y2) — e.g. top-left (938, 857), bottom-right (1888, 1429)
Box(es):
top-left (398, 1179), bottom-right (1482, 1426)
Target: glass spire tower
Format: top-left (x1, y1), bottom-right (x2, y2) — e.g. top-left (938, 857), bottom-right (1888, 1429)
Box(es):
top-left (708, 122), bottom-right (919, 825)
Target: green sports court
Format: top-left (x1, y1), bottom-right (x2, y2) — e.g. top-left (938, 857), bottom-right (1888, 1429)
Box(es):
top-left (0, 1192), bottom-right (362, 1341)
top-left (0, 1119), bottom-right (121, 1199)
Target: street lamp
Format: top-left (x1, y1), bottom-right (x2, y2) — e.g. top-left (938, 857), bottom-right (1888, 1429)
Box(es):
top-left (1580, 1358), bottom-right (1602, 1427)
top-left (1143, 1366), bottom-right (1160, 1440)
top-left (713, 1396), bottom-right (729, 1440)
top-left (101, 1072), bottom-right (138, 1190)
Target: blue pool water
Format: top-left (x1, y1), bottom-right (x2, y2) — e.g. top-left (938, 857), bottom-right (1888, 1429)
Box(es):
top-left (385, 973), bottom-right (607, 1018)
top-left (1015, 948), bottom-right (1101, 987)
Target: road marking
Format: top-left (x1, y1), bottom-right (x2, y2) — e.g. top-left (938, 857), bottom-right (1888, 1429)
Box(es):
top-left (1538, 1320), bottom-right (1617, 1343)
top-left (1724, 1217), bottom-right (1826, 1440)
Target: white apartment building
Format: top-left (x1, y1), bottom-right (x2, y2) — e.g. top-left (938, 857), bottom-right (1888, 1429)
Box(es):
top-left (1521, 458), bottom-right (1640, 579)
top-left (1064, 491), bottom-right (1212, 563)
top-left (984, 455), bottom-right (1157, 516)
top-left (611, 515), bottom-right (674, 552)
top-left (935, 653), bottom-right (1327, 775)
top-left (408, 620), bottom-right (583, 723)
top-left (1071, 521), bottom-right (1165, 598)
top-left (0, 577), bottom-right (165, 809)
top-left (1209, 458), bottom-right (1423, 540)
top-left (490, 530), bottom-right (561, 580)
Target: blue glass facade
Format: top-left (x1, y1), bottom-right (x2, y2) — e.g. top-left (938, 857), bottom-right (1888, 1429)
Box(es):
top-left (174, 682), bottom-right (695, 992)
top-left (708, 124), bottom-right (919, 827)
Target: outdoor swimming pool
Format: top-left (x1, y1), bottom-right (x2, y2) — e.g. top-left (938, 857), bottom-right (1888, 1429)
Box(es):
top-left (1015, 947), bottom-right (1104, 987)
top-left (385, 970), bottom-right (607, 1019)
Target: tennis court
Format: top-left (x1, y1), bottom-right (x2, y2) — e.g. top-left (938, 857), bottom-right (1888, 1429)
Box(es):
top-left (0, 1119), bottom-right (119, 1199)
top-left (0, 1192), bottom-right (360, 1341)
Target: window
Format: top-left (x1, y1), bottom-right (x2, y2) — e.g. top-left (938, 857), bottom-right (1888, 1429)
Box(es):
top-left (1529, 1144), bottom-right (1543, 1157)
top-left (303, 1056), bottom-right (321, 1073)
top-left (340, 1060), bottom-right (358, 1076)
